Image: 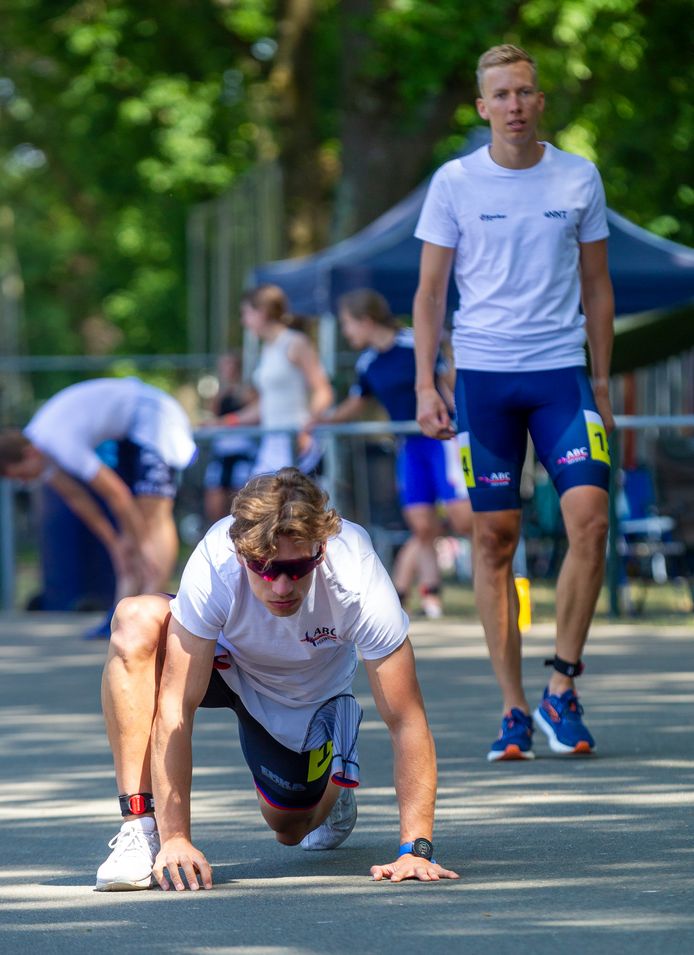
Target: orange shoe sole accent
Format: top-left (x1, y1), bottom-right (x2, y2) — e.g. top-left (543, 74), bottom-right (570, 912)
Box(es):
top-left (500, 744), bottom-right (526, 760)
top-left (573, 741), bottom-right (592, 754)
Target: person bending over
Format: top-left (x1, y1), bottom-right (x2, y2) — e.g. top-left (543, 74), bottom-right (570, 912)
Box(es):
top-left (0, 377), bottom-right (197, 635)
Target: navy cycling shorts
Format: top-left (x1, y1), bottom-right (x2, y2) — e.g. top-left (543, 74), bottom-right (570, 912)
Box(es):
top-left (454, 366), bottom-right (610, 512)
top-left (115, 439), bottom-right (179, 499)
top-left (200, 669), bottom-right (333, 810)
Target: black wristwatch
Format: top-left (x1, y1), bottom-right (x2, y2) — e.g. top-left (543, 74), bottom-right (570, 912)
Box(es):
top-left (399, 837), bottom-right (434, 860)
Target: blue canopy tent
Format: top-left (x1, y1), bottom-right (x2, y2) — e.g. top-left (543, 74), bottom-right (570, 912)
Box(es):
top-left (251, 177), bottom-right (438, 317)
top-left (252, 130), bottom-right (694, 370)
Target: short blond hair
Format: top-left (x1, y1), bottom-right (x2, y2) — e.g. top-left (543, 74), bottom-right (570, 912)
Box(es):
top-left (476, 44), bottom-right (537, 95)
top-left (229, 467), bottom-right (342, 562)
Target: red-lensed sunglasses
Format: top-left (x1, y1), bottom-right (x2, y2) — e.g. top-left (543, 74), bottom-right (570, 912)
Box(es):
top-left (245, 547), bottom-right (324, 582)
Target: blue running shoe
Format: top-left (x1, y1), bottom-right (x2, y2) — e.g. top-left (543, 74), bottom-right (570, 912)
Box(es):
top-left (533, 688), bottom-right (595, 755)
top-left (487, 708), bottom-right (535, 762)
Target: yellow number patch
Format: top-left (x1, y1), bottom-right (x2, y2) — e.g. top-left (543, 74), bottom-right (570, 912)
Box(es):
top-left (459, 431), bottom-right (476, 488)
top-left (307, 740), bottom-right (333, 782)
top-left (584, 410), bottom-right (610, 465)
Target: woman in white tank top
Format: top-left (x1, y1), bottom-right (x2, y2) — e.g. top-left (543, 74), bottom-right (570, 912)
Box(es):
top-left (227, 285), bottom-right (334, 476)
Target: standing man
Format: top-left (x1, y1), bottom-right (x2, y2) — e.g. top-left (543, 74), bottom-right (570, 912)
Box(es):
top-left (95, 468), bottom-right (458, 890)
top-left (413, 44), bottom-right (614, 761)
top-left (0, 377), bottom-right (197, 631)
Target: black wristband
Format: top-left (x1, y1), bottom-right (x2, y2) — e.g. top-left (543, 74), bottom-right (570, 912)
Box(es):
top-left (544, 654), bottom-right (584, 677)
top-left (119, 792), bottom-right (155, 817)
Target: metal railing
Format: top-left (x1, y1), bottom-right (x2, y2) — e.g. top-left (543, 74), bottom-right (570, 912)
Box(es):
top-left (3, 415), bottom-right (694, 615)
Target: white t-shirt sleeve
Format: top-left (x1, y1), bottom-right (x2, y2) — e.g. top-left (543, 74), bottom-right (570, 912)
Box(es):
top-left (347, 534), bottom-right (409, 660)
top-left (578, 165), bottom-right (609, 244)
top-left (169, 537), bottom-right (232, 640)
top-left (24, 420), bottom-right (103, 483)
top-left (414, 166), bottom-right (460, 248)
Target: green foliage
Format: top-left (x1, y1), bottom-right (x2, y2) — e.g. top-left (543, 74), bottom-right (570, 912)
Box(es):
top-left (1, 0), bottom-right (692, 363)
top-left (519, 0), bottom-right (694, 243)
top-left (1, 0), bottom-right (272, 356)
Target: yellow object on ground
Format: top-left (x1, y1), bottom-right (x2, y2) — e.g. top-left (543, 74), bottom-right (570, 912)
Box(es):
top-left (515, 576), bottom-right (532, 632)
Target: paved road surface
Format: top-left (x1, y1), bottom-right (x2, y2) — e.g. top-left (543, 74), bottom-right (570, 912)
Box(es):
top-left (0, 610), bottom-right (692, 954)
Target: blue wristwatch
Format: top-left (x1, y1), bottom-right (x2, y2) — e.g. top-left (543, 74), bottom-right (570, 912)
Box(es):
top-left (399, 838), bottom-right (435, 862)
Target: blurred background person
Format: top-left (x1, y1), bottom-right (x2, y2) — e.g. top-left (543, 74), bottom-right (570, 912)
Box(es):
top-left (0, 377), bottom-right (197, 637)
top-left (314, 288), bottom-right (471, 618)
top-left (202, 351), bottom-right (257, 525)
top-left (223, 285), bottom-right (334, 477)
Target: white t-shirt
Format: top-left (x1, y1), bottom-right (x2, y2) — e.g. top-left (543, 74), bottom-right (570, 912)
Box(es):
top-left (415, 143), bottom-right (609, 371)
top-left (170, 518), bottom-right (409, 751)
top-left (24, 377), bottom-right (197, 483)
top-left (253, 328), bottom-right (310, 429)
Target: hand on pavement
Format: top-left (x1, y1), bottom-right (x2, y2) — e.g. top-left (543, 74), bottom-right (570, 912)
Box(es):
top-left (370, 854), bottom-right (460, 883)
top-left (153, 838), bottom-right (213, 892)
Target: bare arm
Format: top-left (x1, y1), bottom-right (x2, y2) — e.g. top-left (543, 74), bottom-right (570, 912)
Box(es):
top-left (151, 617), bottom-right (217, 891)
top-left (225, 394), bottom-right (261, 426)
top-left (48, 467), bottom-right (122, 553)
top-left (315, 393), bottom-right (368, 426)
top-left (413, 243), bottom-right (457, 440)
top-left (365, 638), bottom-right (459, 882)
top-left (436, 370), bottom-right (456, 414)
top-left (580, 238), bottom-right (615, 435)
top-left (289, 335), bottom-right (335, 417)
top-left (89, 465), bottom-right (147, 545)
top-left (48, 467), bottom-right (144, 597)
top-left (87, 464), bottom-right (155, 590)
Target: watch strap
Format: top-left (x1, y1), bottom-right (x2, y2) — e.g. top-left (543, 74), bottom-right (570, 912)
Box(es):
top-left (399, 839), bottom-right (436, 863)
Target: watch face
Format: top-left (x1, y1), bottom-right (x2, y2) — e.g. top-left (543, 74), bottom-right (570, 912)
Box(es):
top-left (412, 837), bottom-right (433, 860)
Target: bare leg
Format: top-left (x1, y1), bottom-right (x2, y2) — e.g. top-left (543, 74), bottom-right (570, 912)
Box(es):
top-left (136, 497), bottom-right (179, 593)
top-left (444, 497), bottom-right (473, 538)
top-left (257, 781), bottom-right (342, 845)
top-left (472, 510), bottom-right (526, 713)
top-left (402, 504), bottom-right (443, 592)
top-left (551, 486), bottom-right (609, 695)
top-left (101, 594), bottom-right (171, 816)
top-left (392, 535), bottom-right (421, 602)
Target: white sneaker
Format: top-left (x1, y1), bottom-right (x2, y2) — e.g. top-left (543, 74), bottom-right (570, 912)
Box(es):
top-left (301, 787), bottom-right (357, 851)
top-left (94, 817), bottom-right (160, 891)
top-left (420, 594), bottom-right (443, 619)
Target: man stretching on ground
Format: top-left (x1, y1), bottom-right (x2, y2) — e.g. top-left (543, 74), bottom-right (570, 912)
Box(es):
top-left (96, 467), bottom-right (459, 890)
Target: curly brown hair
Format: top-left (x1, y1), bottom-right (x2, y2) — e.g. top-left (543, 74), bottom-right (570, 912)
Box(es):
top-left (229, 467), bottom-right (342, 562)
